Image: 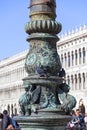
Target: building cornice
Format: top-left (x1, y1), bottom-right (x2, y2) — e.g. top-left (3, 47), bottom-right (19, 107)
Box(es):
top-left (0, 50), bottom-right (28, 68)
top-left (57, 27), bottom-right (87, 47)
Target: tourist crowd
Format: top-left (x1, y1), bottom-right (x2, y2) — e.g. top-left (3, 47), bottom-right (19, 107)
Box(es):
top-left (66, 108), bottom-right (87, 130)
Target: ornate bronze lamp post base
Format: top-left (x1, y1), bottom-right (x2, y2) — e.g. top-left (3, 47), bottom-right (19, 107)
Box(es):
top-left (15, 113), bottom-right (71, 130)
top-left (14, 0), bottom-right (76, 130)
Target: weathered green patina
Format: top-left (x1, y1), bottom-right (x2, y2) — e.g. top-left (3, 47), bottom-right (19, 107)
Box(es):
top-left (18, 0), bottom-right (76, 116)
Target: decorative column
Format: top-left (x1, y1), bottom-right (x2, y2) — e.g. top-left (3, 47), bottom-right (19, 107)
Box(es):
top-left (24, 0), bottom-right (62, 76)
top-left (14, 1), bottom-right (76, 130)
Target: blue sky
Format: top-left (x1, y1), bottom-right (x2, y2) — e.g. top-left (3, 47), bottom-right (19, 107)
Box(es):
top-left (0, 0), bottom-right (87, 60)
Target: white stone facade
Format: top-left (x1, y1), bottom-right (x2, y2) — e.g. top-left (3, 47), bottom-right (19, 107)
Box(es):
top-left (57, 25), bottom-right (87, 112)
top-left (0, 50), bottom-right (28, 115)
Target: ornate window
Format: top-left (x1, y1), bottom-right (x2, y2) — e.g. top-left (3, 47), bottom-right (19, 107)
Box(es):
top-left (71, 75), bottom-right (73, 90)
top-left (78, 73), bottom-right (81, 90)
top-left (83, 47), bottom-right (85, 63)
top-left (68, 52), bottom-right (70, 67)
top-left (79, 48), bottom-right (81, 64)
top-left (71, 51), bottom-right (74, 66)
top-left (61, 54), bottom-right (63, 64)
top-left (75, 50), bottom-right (78, 65)
top-left (83, 73), bottom-right (85, 89)
top-left (64, 53), bottom-right (67, 67)
top-left (75, 74), bottom-right (77, 90)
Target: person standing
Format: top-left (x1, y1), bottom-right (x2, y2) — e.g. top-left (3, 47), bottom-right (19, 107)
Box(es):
top-left (73, 109), bottom-right (86, 128)
top-left (2, 110), bottom-right (11, 130)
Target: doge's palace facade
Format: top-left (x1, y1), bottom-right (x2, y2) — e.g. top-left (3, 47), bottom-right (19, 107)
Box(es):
top-left (57, 25), bottom-right (87, 111)
top-left (0, 50), bottom-right (28, 115)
